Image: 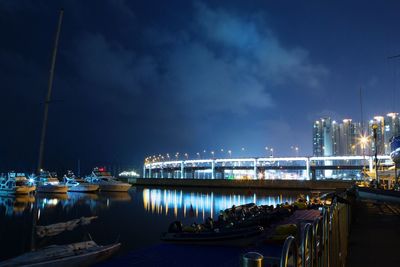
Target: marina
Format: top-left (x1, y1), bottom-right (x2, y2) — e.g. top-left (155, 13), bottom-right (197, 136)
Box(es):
top-left (0, 186), bottom-right (314, 263)
top-left (2, 1), bottom-right (400, 266)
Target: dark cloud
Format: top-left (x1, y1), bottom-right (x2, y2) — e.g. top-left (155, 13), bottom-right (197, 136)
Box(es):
top-left (1, 0), bottom-right (399, 172)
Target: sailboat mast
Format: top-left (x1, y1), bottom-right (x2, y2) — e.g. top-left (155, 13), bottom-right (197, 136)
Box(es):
top-left (37, 9), bottom-right (64, 173)
top-left (359, 87), bottom-right (364, 135)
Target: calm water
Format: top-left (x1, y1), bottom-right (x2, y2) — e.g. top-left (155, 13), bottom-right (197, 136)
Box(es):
top-left (0, 187), bottom-right (311, 261)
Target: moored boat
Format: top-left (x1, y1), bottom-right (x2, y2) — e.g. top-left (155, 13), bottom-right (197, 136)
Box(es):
top-left (161, 224), bottom-right (264, 246)
top-left (0, 172), bottom-right (36, 195)
top-left (63, 171), bottom-right (99, 193)
top-left (356, 186), bottom-right (400, 203)
top-left (0, 240), bottom-right (121, 267)
top-left (35, 171), bottom-right (68, 194)
top-left (85, 167), bottom-right (131, 192)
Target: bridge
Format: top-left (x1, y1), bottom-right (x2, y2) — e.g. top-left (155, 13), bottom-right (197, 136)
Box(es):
top-left (143, 155), bottom-right (393, 180)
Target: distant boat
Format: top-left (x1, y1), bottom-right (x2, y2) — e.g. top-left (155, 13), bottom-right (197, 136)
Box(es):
top-left (63, 171), bottom-right (99, 193)
top-left (0, 172), bottom-right (36, 195)
top-left (390, 136), bottom-right (400, 164)
top-left (34, 170), bottom-right (68, 194)
top-left (85, 167), bottom-right (131, 192)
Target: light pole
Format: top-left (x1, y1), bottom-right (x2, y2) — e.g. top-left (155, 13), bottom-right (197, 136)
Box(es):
top-left (359, 135), bottom-right (369, 179)
top-left (228, 150), bottom-right (232, 158)
top-left (211, 151), bottom-right (215, 159)
top-left (184, 153), bottom-right (188, 160)
top-left (196, 152), bottom-right (200, 159)
top-left (270, 148), bottom-right (274, 158)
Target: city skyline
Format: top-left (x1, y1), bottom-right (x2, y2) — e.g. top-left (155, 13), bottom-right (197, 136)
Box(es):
top-left (313, 112), bottom-right (400, 157)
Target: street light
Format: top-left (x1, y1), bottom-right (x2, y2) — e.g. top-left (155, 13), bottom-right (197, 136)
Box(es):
top-left (211, 151), bottom-right (215, 158)
top-left (196, 152), bottom-right (200, 159)
top-left (228, 150), bottom-right (232, 158)
top-left (184, 153), bottom-right (188, 160)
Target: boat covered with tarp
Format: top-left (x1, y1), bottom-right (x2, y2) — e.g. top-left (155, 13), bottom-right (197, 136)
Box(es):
top-left (0, 241), bottom-right (121, 267)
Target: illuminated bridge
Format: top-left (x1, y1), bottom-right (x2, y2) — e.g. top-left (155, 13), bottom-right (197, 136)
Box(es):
top-left (143, 155), bottom-right (392, 180)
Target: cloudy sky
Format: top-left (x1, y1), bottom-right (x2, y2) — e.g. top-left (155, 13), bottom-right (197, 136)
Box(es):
top-left (1, 0), bottom-right (400, 172)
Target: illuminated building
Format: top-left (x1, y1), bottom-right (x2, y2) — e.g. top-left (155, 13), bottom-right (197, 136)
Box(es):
top-left (339, 119), bottom-right (361, 156)
top-left (384, 113), bottom-right (400, 154)
top-left (314, 112), bottom-right (400, 156)
top-left (313, 118), bottom-right (333, 156)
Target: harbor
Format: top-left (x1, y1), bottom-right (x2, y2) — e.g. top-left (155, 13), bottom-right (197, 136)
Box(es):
top-left (2, 1), bottom-right (400, 266)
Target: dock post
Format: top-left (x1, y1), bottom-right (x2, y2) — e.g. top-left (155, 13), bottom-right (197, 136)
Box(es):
top-left (242, 252), bottom-right (264, 267)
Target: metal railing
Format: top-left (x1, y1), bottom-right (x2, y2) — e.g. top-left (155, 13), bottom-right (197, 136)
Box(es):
top-left (273, 195), bottom-right (351, 267)
top-left (280, 235), bottom-right (298, 267)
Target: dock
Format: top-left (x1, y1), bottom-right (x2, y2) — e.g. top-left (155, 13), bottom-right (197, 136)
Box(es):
top-left (347, 199), bottom-right (400, 266)
top-left (100, 200), bottom-right (349, 267)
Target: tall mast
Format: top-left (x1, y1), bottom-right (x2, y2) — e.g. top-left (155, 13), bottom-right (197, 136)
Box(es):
top-left (37, 9), bottom-right (64, 173)
top-left (359, 87), bottom-right (364, 135)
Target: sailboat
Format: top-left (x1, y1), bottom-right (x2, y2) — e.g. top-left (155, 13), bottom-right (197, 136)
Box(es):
top-left (0, 217), bottom-right (121, 267)
top-left (0, 9), bottom-right (121, 266)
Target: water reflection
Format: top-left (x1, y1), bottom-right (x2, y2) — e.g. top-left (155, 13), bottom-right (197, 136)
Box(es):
top-left (0, 191), bottom-right (132, 217)
top-left (0, 195), bottom-right (35, 216)
top-left (142, 188), bottom-right (309, 221)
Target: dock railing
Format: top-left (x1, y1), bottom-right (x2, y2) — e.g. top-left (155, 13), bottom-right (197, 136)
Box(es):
top-left (271, 195), bottom-right (351, 267)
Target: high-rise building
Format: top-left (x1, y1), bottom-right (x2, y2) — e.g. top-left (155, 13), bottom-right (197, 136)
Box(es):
top-left (332, 120), bottom-right (340, 155)
top-left (313, 118), bottom-right (333, 156)
top-left (368, 116), bottom-right (385, 155)
top-left (339, 119), bottom-right (361, 155)
top-left (384, 113), bottom-right (400, 154)
top-left (313, 113), bottom-right (400, 156)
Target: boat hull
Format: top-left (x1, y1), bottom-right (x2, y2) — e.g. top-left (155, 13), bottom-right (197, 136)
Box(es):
top-left (357, 186), bottom-right (400, 203)
top-left (97, 183), bottom-right (131, 192)
top-left (36, 185), bottom-right (68, 194)
top-left (67, 184), bottom-right (99, 193)
top-left (161, 226), bottom-right (264, 246)
top-left (0, 243), bottom-right (121, 267)
top-left (0, 186), bottom-right (36, 195)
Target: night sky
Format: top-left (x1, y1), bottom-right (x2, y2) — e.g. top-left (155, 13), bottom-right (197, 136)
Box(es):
top-left (1, 0), bottom-right (400, 173)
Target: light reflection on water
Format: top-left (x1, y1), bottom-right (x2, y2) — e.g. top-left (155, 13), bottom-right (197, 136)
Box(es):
top-left (0, 187), bottom-right (312, 261)
top-left (142, 188), bottom-right (309, 221)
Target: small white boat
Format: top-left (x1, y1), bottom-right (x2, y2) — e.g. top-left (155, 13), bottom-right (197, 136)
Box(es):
top-left (35, 171), bottom-right (68, 194)
top-left (63, 171), bottom-right (99, 193)
top-left (0, 240), bottom-right (121, 267)
top-left (85, 167), bottom-right (131, 192)
top-left (0, 172), bottom-right (36, 195)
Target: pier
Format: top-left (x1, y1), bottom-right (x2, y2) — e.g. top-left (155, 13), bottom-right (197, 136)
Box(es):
top-left (347, 199), bottom-right (400, 266)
